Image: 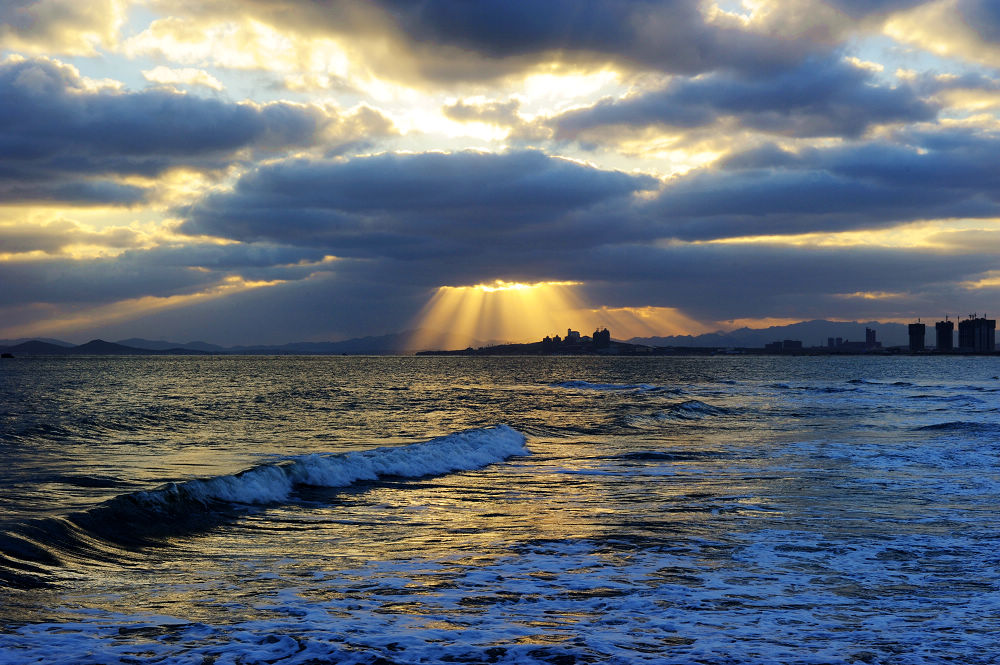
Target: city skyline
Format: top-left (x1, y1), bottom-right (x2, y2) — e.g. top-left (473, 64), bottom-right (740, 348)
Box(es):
top-left (4, 312), bottom-right (998, 354)
top-left (5, 3), bottom-right (1000, 345)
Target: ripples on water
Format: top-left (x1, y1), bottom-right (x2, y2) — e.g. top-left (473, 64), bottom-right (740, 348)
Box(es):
top-left (1, 355), bottom-right (999, 664)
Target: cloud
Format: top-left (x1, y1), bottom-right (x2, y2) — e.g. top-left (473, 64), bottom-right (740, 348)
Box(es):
top-left (958, 0), bottom-right (1000, 42)
top-left (551, 56), bottom-right (935, 143)
top-left (0, 241), bottom-right (330, 309)
top-left (902, 70), bottom-right (1000, 112)
top-left (572, 241), bottom-right (998, 322)
top-left (177, 129), bottom-right (1000, 267)
top-left (178, 133), bottom-right (1000, 290)
top-left (141, 66), bottom-right (224, 91)
top-left (179, 149), bottom-right (658, 261)
top-left (0, 0), bottom-right (125, 55)
top-left (884, 0), bottom-right (1000, 68)
top-left (0, 55), bottom-right (390, 205)
top-left (820, 0), bottom-right (928, 16)
top-left (13, 236), bottom-right (990, 343)
top-left (443, 98), bottom-right (523, 126)
top-left (34, 268), bottom-right (430, 346)
top-left (0, 253), bottom-right (217, 307)
top-left (132, 0), bottom-right (828, 87)
top-left (641, 125), bottom-right (1000, 240)
top-left (925, 228), bottom-right (1000, 252)
top-left (740, 0), bottom-right (929, 43)
top-left (0, 219), bottom-right (141, 255)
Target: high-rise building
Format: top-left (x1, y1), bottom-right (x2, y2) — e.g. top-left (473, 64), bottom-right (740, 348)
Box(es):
top-left (935, 319), bottom-right (954, 351)
top-left (865, 327), bottom-right (878, 349)
top-left (958, 316), bottom-right (996, 352)
top-left (908, 322), bottom-right (925, 352)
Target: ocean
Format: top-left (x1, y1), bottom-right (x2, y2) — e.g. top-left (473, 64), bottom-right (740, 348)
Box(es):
top-left (1, 355), bottom-right (998, 664)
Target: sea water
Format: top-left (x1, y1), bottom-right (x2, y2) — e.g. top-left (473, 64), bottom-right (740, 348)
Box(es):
top-left (1, 355), bottom-right (998, 664)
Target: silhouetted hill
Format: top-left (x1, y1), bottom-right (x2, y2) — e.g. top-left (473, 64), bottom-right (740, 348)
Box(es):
top-left (67, 339), bottom-right (153, 355)
top-left (0, 332), bottom-right (433, 355)
top-left (0, 337), bottom-right (74, 347)
top-left (629, 320), bottom-right (910, 349)
top-left (229, 330), bottom-right (431, 355)
top-left (0, 339), bottom-right (211, 355)
top-left (117, 338), bottom-right (224, 352)
top-left (1, 340), bottom-right (73, 355)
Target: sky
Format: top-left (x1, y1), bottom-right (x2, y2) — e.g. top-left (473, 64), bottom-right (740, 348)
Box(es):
top-left (4, 0), bottom-right (1000, 347)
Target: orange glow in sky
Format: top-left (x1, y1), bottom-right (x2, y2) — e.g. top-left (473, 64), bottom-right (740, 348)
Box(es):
top-left (408, 280), bottom-right (710, 351)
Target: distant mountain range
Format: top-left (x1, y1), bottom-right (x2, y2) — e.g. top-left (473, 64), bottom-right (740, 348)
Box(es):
top-left (0, 339), bottom-right (210, 356)
top-left (0, 330), bottom-right (442, 356)
top-left (0, 321), bottom-right (921, 356)
top-left (627, 320), bottom-right (911, 348)
top-left (0, 337), bottom-right (75, 347)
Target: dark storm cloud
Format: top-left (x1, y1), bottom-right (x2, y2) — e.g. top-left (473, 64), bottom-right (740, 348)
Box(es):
top-left (130, 243), bottom-right (328, 271)
top-left (176, 0), bottom-right (819, 82)
top-left (56, 268), bottom-right (431, 346)
top-left (213, 241), bottom-right (999, 330)
top-left (562, 242), bottom-right (999, 322)
top-left (0, 254), bottom-right (216, 306)
top-left (645, 129), bottom-right (1000, 240)
top-left (553, 56), bottom-right (935, 141)
top-left (0, 56), bottom-right (383, 205)
top-left (0, 242), bottom-right (330, 307)
top-left (372, 0), bottom-right (847, 76)
top-left (179, 130), bottom-right (1000, 280)
top-left (821, 0), bottom-right (928, 18)
top-left (956, 0), bottom-right (1000, 42)
top-left (180, 149), bottom-right (658, 256)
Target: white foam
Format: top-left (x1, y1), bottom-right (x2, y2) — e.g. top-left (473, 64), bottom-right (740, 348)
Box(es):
top-left (136, 425), bottom-right (528, 507)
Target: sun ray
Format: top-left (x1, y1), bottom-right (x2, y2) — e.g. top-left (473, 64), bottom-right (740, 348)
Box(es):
top-left (407, 280), bottom-right (706, 351)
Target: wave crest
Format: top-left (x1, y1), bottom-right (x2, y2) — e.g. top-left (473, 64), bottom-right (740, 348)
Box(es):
top-left (135, 425), bottom-right (530, 508)
top-left (0, 426), bottom-right (528, 587)
top-left (626, 400), bottom-right (730, 427)
top-left (551, 380), bottom-right (684, 394)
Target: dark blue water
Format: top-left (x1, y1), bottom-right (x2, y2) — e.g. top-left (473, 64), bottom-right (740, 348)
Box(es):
top-left (2, 355), bottom-right (999, 663)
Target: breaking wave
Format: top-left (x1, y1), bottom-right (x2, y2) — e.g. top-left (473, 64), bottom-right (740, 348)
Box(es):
top-left (137, 424), bottom-right (528, 506)
top-left (0, 426), bottom-right (528, 588)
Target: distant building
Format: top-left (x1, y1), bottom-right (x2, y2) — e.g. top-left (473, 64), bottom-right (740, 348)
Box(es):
top-left (827, 337), bottom-right (835, 348)
top-left (958, 315), bottom-right (996, 352)
top-left (935, 318), bottom-right (954, 351)
top-left (765, 340), bottom-right (803, 352)
top-left (592, 328), bottom-right (611, 348)
top-left (865, 327), bottom-right (879, 349)
top-left (565, 329), bottom-right (581, 343)
top-left (908, 322), bottom-right (926, 352)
